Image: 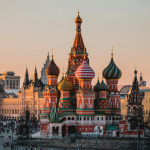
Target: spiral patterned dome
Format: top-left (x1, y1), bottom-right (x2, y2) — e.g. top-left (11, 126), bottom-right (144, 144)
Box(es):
top-left (93, 79), bottom-right (101, 92)
top-left (45, 57), bottom-right (60, 76)
top-left (99, 79), bottom-right (108, 91)
top-left (75, 58), bottom-right (95, 79)
top-left (58, 77), bottom-right (73, 91)
top-left (103, 53), bottom-right (122, 79)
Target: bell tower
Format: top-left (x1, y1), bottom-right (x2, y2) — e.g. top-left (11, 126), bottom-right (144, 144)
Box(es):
top-left (67, 12), bottom-right (89, 107)
top-left (75, 58), bottom-right (95, 115)
top-left (102, 48), bottom-right (122, 114)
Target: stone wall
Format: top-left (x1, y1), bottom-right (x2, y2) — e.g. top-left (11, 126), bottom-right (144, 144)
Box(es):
top-left (19, 138), bottom-right (150, 150)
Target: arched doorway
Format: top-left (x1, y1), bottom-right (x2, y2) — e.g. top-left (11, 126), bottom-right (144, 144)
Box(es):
top-left (62, 126), bottom-right (66, 137)
top-left (94, 126), bottom-right (103, 135)
top-left (52, 127), bottom-right (59, 136)
top-left (68, 126), bottom-right (76, 135)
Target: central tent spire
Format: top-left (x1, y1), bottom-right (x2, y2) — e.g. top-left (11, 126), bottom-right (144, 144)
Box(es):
top-left (72, 12), bottom-right (85, 53)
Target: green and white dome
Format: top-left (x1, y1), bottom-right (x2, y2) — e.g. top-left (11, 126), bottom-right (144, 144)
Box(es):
top-left (103, 53), bottom-right (122, 79)
top-left (93, 78), bottom-right (101, 92)
top-left (99, 79), bottom-right (108, 91)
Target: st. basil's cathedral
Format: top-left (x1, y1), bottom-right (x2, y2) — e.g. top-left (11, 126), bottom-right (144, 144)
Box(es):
top-left (40, 12), bottom-right (144, 138)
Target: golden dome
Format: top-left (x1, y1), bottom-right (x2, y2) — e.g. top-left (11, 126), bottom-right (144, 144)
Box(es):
top-left (58, 77), bottom-right (73, 91)
top-left (75, 12), bottom-right (82, 23)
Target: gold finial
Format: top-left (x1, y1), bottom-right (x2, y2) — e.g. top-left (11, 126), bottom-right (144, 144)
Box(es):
top-left (111, 46), bottom-right (113, 58)
top-left (55, 105), bottom-right (56, 110)
top-left (98, 73), bottom-right (99, 80)
top-left (75, 11), bottom-right (82, 23)
top-left (102, 76), bottom-right (103, 80)
top-left (52, 48), bottom-right (53, 59)
top-left (62, 68), bottom-right (64, 77)
top-left (64, 68), bottom-right (67, 77)
top-left (53, 102), bottom-right (54, 106)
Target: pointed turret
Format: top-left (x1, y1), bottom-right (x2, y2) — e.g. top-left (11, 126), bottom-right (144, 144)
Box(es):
top-left (128, 69), bottom-right (142, 106)
top-left (33, 66), bottom-right (38, 82)
top-left (50, 107), bottom-right (60, 123)
top-left (23, 67), bottom-right (30, 88)
top-left (72, 12), bottom-right (85, 54)
top-left (33, 66), bottom-right (40, 87)
top-left (47, 52), bottom-right (50, 61)
top-left (131, 69), bottom-right (139, 90)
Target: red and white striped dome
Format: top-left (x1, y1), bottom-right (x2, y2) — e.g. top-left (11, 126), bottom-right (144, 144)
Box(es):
top-left (75, 58), bottom-right (95, 79)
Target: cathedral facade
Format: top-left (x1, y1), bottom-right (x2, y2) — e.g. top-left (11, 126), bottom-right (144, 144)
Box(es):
top-left (41, 12), bottom-right (123, 137)
top-left (1, 67), bottom-right (44, 120)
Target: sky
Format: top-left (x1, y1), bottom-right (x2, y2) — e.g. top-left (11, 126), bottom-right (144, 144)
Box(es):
top-left (0, 0), bottom-right (150, 87)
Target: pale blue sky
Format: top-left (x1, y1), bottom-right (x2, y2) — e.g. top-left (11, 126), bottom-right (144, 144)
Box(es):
top-left (0, 0), bottom-right (150, 86)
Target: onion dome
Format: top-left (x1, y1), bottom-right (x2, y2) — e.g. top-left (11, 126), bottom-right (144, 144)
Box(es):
top-left (93, 78), bottom-right (101, 92)
top-left (58, 76), bottom-right (73, 91)
top-left (75, 12), bottom-right (82, 23)
top-left (103, 53), bottom-right (122, 79)
top-left (45, 56), bottom-right (60, 76)
top-left (75, 58), bottom-right (95, 79)
top-left (99, 79), bottom-right (108, 91)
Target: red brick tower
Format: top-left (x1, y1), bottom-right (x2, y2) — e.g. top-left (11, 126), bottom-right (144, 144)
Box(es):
top-left (75, 58), bottom-right (95, 115)
top-left (119, 70), bottom-right (144, 137)
top-left (102, 48), bottom-right (122, 114)
top-left (67, 12), bottom-right (89, 107)
top-left (43, 55), bottom-right (60, 114)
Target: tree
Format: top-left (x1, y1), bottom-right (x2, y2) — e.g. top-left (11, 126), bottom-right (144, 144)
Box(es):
top-left (17, 123), bottom-right (29, 138)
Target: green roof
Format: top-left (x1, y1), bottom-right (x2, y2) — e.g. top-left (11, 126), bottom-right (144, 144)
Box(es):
top-left (94, 111), bottom-right (106, 116)
top-left (49, 109), bottom-right (60, 123)
top-left (106, 125), bottom-right (118, 130)
top-left (77, 115), bottom-right (94, 117)
top-left (59, 111), bottom-right (77, 118)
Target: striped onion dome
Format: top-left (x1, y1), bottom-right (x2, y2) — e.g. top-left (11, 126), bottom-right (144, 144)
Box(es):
top-left (99, 79), bottom-right (108, 91)
top-left (103, 53), bottom-right (122, 79)
top-left (75, 58), bottom-right (95, 79)
top-left (93, 78), bottom-right (101, 92)
top-left (45, 56), bottom-right (60, 76)
top-left (58, 77), bottom-right (73, 91)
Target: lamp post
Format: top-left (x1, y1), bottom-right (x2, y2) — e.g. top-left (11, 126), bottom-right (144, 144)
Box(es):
top-left (137, 108), bottom-right (142, 150)
top-left (12, 128), bottom-right (13, 142)
top-left (28, 126), bottom-right (30, 148)
top-left (77, 142), bottom-right (81, 150)
top-left (94, 140), bottom-right (98, 150)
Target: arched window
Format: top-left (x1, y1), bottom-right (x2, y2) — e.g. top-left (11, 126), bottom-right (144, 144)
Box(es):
top-left (133, 106), bottom-right (137, 114)
top-left (128, 106), bottom-right (131, 113)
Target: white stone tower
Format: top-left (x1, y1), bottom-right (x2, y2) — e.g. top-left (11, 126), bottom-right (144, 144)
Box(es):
top-left (41, 52), bottom-right (50, 84)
